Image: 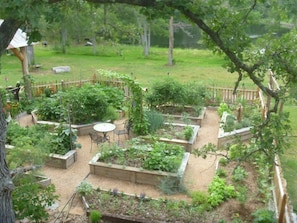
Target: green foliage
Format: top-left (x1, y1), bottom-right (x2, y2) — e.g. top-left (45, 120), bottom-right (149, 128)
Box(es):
top-left (142, 142), bottom-right (184, 173)
top-left (219, 158), bottom-right (228, 166)
top-left (77, 181), bottom-right (94, 197)
top-left (252, 209), bottom-right (277, 223)
top-left (13, 174), bottom-right (58, 223)
top-left (90, 210), bottom-right (102, 223)
top-left (190, 191), bottom-right (209, 206)
top-left (232, 166), bottom-right (248, 182)
top-left (183, 125), bottom-right (194, 140)
top-left (99, 140), bottom-right (184, 173)
top-left (145, 109), bottom-right (165, 134)
top-left (218, 103), bottom-right (232, 117)
top-left (146, 78), bottom-right (207, 114)
top-left (207, 176), bottom-right (236, 207)
top-left (37, 84), bottom-right (125, 124)
top-left (49, 124), bottom-right (81, 155)
top-left (146, 77), bottom-right (185, 107)
top-left (98, 69), bottom-right (148, 135)
top-left (158, 176), bottom-right (187, 195)
top-left (236, 186), bottom-right (248, 204)
top-left (216, 168), bottom-right (227, 178)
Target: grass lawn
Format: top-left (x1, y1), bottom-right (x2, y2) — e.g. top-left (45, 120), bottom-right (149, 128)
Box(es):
top-left (1, 44), bottom-right (256, 89)
top-left (281, 104), bottom-right (297, 211)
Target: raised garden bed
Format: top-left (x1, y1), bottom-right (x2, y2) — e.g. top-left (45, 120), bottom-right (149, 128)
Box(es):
top-left (160, 106), bottom-right (206, 126)
top-left (31, 109), bottom-right (124, 136)
top-left (89, 152), bottom-right (190, 186)
top-left (79, 183), bottom-right (207, 223)
top-left (142, 123), bottom-right (200, 153)
top-left (46, 150), bottom-right (77, 169)
top-left (217, 112), bottom-right (252, 148)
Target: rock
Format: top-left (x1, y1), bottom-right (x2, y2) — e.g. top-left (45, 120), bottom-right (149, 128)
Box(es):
top-left (52, 66), bottom-right (71, 73)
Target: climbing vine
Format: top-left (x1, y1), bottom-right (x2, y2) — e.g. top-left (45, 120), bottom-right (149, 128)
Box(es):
top-left (97, 69), bottom-right (148, 135)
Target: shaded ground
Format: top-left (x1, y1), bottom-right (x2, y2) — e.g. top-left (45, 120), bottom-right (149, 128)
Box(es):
top-left (17, 108), bottom-right (221, 222)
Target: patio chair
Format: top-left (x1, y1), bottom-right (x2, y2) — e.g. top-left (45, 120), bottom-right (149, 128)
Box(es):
top-left (89, 132), bottom-right (104, 152)
top-left (114, 119), bottom-right (131, 145)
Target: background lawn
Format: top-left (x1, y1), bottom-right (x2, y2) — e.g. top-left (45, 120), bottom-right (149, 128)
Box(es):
top-left (1, 44), bottom-right (256, 89)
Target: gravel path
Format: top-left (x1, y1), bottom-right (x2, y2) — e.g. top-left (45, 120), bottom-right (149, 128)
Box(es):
top-left (17, 107), bottom-right (220, 220)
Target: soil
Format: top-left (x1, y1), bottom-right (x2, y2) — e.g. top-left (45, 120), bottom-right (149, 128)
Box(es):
top-left (16, 108), bottom-right (264, 222)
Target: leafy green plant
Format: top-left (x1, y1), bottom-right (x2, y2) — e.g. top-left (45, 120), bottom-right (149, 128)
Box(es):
top-left (236, 185), bottom-right (248, 204)
top-left (183, 125), bottom-right (194, 140)
top-left (13, 174), bottom-right (58, 223)
top-left (207, 176), bottom-right (236, 207)
top-left (190, 191), bottom-right (209, 206)
top-left (216, 168), bottom-right (227, 178)
top-left (232, 166), bottom-right (248, 182)
top-left (145, 109), bottom-right (165, 134)
top-left (77, 181), bottom-right (94, 197)
top-left (219, 158), bottom-right (228, 166)
top-left (142, 142), bottom-right (184, 173)
top-left (218, 102), bottom-right (232, 117)
top-left (252, 209), bottom-right (276, 223)
top-left (49, 124), bottom-right (81, 155)
top-left (90, 210), bottom-right (102, 223)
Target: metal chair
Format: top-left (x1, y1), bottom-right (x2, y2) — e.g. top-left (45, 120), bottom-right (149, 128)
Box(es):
top-left (89, 132), bottom-right (104, 152)
top-left (114, 119), bottom-right (131, 145)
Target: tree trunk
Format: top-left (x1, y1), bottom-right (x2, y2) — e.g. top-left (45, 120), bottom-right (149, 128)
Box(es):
top-left (0, 102), bottom-right (15, 223)
top-left (0, 19), bottom-right (22, 223)
top-left (168, 16), bottom-right (174, 66)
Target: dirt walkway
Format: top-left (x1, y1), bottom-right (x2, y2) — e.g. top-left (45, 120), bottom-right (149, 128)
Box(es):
top-left (17, 108), bottom-right (220, 217)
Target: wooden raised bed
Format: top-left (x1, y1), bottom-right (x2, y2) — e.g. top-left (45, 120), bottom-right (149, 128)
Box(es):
top-left (89, 152), bottom-right (190, 186)
top-left (31, 109), bottom-right (124, 136)
top-left (160, 106), bottom-right (206, 126)
top-left (46, 150), bottom-right (77, 169)
top-left (142, 123), bottom-right (200, 153)
top-left (217, 112), bottom-right (252, 148)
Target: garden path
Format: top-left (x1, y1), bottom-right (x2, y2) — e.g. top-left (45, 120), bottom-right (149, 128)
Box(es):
top-left (17, 107), bottom-right (220, 219)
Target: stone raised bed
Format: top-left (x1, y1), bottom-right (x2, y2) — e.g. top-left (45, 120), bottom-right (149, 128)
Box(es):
top-left (217, 112), bottom-right (252, 148)
top-left (46, 150), bottom-right (77, 169)
top-left (160, 106), bottom-right (206, 126)
top-left (142, 123), bottom-right (200, 153)
top-left (89, 152), bottom-right (190, 186)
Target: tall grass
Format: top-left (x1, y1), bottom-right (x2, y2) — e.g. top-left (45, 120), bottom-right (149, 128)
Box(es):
top-left (1, 44), bottom-right (255, 89)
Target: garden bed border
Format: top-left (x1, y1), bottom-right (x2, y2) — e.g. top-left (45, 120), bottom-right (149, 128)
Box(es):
top-left (89, 152), bottom-right (190, 186)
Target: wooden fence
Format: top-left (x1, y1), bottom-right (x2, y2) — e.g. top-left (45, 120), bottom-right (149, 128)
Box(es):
top-left (31, 77), bottom-right (259, 105)
top-left (258, 71), bottom-right (294, 223)
top-left (207, 86), bottom-right (258, 104)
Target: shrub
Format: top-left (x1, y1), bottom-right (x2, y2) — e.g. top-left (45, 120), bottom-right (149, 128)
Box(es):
top-left (146, 77), bottom-right (185, 107)
top-left (252, 209), bottom-right (276, 223)
top-left (90, 210), bottom-right (102, 223)
top-left (77, 181), bottom-right (94, 197)
top-left (145, 109), bottom-right (165, 134)
top-left (13, 174), bottom-right (58, 222)
top-left (37, 84), bottom-right (125, 124)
